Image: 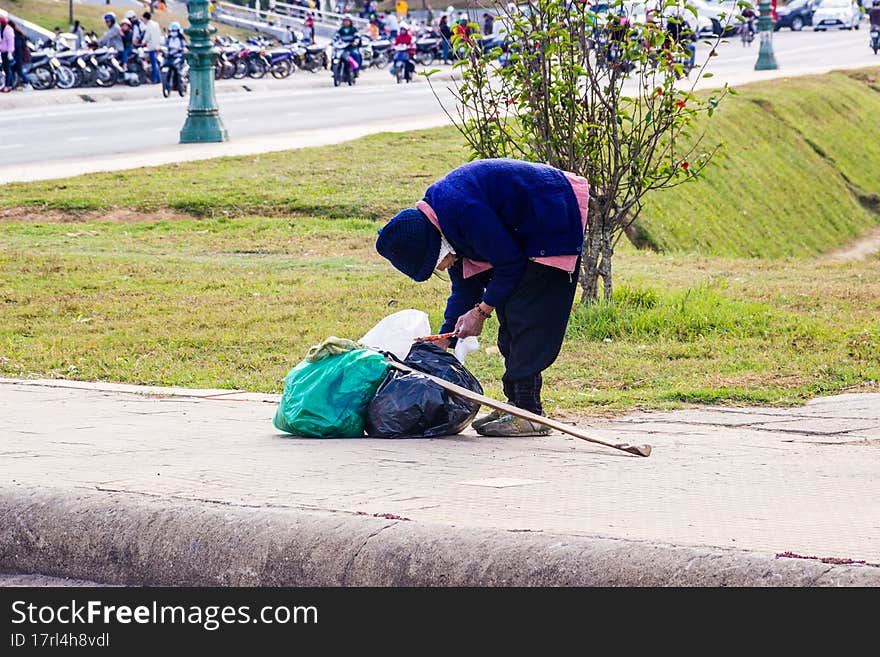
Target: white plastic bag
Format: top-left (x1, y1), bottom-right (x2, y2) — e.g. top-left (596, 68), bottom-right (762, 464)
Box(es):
top-left (360, 309), bottom-right (431, 360)
top-left (360, 309), bottom-right (480, 364)
top-left (454, 336), bottom-right (480, 364)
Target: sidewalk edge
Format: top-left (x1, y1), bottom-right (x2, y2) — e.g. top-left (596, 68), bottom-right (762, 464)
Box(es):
top-left (1, 487), bottom-right (877, 587)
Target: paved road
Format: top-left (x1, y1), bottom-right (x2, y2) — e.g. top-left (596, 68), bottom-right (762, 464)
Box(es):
top-left (0, 28), bottom-right (876, 174)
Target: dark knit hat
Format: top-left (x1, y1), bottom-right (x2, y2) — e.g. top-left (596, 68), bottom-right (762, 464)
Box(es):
top-left (376, 208), bottom-right (441, 282)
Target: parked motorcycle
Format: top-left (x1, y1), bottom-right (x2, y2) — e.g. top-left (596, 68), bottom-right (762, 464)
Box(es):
top-left (265, 47), bottom-right (297, 78)
top-left (74, 47), bottom-right (122, 87)
top-left (293, 42), bottom-right (328, 73)
top-left (27, 51), bottom-right (65, 91)
top-left (871, 26), bottom-right (880, 54)
top-left (214, 47), bottom-right (236, 79)
top-left (414, 36), bottom-right (441, 66)
top-left (369, 36), bottom-right (392, 69)
top-left (121, 48), bottom-right (149, 86)
top-left (52, 50), bottom-right (83, 89)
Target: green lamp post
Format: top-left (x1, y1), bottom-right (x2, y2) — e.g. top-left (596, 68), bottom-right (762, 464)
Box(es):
top-left (754, 0), bottom-right (778, 71)
top-left (180, 0), bottom-right (228, 143)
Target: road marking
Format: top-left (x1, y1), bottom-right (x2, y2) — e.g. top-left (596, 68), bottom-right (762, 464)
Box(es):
top-left (285, 111), bottom-right (302, 117)
top-left (66, 136), bottom-right (89, 142)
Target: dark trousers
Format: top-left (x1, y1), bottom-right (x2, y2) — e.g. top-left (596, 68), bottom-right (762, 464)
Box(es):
top-left (148, 50), bottom-right (160, 83)
top-left (9, 57), bottom-right (28, 87)
top-left (496, 259), bottom-right (579, 415)
top-left (1, 53), bottom-right (11, 88)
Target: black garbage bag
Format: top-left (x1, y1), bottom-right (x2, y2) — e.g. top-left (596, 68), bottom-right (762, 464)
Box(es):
top-left (366, 342), bottom-right (483, 438)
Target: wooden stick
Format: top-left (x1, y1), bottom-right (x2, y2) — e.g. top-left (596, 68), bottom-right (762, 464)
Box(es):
top-left (387, 361), bottom-right (652, 457)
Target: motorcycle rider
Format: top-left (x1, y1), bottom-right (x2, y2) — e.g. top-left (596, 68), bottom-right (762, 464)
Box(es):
top-left (391, 24), bottom-right (415, 79)
top-left (871, 0), bottom-right (880, 28)
top-left (98, 12), bottom-right (124, 52)
top-left (119, 19), bottom-right (133, 65)
top-left (336, 14), bottom-right (362, 75)
top-left (126, 10), bottom-right (144, 46)
top-left (741, 4), bottom-right (757, 40)
top-left (166, 21), bottom-right (187, 55)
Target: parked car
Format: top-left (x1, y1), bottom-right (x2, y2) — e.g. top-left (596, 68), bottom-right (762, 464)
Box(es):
top-left (693, 0), bottom-right (741, 36)
top-left (775, 0), bottom-right (819, 31)
top-left (812, 0), bottom-right (862, 29)
top-left (680, 0), bottom-right (717, 36)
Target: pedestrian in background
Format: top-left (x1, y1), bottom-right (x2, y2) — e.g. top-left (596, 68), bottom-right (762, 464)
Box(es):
top-left (304, 13), bottom-right (315, 43)
top-left (141, 11), bottom-right (163, 84)
top-left (439, 14), bottom-right (452, 64)
top-left (71, 20), bottom-right (85, 50)
top-left (282, 24), bottom-right (296, 45)
top-left (483, 12), bottom-right (494, 35)
top-left (385, 10), bottom-right (399, 39)
top-left (0, 17), bottom-right (14, 93)
top-left (10, 20), bottom-right (32, 91)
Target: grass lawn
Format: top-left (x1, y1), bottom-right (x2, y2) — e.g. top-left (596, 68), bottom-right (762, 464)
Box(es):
top-left (0, 70), bottom-right (878, 412)
top-left (1, 212), bottom-right (877, 412)
top-left (3, 0), bottom-right (256, 43)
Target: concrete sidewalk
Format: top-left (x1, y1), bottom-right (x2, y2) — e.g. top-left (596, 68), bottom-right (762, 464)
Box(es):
top-left (1, 378), bottom-right (878, 586)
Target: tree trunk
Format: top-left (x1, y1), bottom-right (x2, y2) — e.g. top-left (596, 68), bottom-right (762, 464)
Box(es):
top-left (579, 206), bottom-right (616, 304)
top-left (579, 204), bottom-right (603, 303)
top-left (599, 225), bottom-right (613, 301)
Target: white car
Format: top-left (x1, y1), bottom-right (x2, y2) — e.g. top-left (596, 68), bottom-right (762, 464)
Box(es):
top-left (812, 0), bottom-right (862, 30)
top-left (677, 1), bottom-right (723, 36)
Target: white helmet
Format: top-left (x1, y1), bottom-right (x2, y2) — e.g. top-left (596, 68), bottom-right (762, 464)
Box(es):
top-left (169, 21), bottom-right (181, 33)
top-left (125, 10), bottom-right (137, 20)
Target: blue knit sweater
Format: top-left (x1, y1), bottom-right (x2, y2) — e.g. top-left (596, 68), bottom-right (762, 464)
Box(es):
top-left (422, 159), bottom-right (584, 333)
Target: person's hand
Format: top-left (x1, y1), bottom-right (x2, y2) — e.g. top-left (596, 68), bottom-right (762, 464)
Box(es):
top-left (454, 308), bottom-right (485, 339)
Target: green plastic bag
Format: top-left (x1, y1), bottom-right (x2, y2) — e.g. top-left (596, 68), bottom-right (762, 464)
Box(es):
top-left (273, 348), bottom-right (390, 438)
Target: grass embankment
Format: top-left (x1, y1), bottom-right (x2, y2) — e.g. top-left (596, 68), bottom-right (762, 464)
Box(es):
top-left (0, 71), bottom-right (878, 411)
top-left (639, 69), bottom-right (880, 256)
top-left (2, 0), bottom-right (256, 43)
top-left (2, 68), bottom-right (878, 257)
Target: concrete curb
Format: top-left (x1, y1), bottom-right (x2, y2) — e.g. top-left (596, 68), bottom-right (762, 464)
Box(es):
top-left (2, 487), bottom-right (878, 587)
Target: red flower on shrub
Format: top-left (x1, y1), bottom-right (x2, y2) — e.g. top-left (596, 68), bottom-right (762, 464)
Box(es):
top-left (681, 161), bottom-right (690, 170)
top-left (676, 100), bottom-right (686, 109)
